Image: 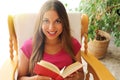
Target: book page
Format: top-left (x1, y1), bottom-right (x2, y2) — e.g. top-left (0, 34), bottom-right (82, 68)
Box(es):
top-left (61, 61), bottom-right (83, 78)
top-left (37, 60), bottom-right (60, 74)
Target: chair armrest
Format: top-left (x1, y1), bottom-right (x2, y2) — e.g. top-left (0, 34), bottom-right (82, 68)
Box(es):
top-left (81, 51), bottom-right (115, 80)
top-left (0, 55), bottom-right (18, 80)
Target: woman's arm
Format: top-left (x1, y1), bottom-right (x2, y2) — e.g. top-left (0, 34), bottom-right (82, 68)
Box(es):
top-left (76, 50), bottom-right (84, 80)
top-left (74, 50), bottom-right (84, 80)
top-left (18, 75), bottom-right (52, 80)
top-left (17, 51), bottom-right (51, 80)
top-left (75, 50), bottom-right (82, 62)
top-left (18, 50), bottom-right (29, 79)
top-left (17, 50), bottom-right (33, 80)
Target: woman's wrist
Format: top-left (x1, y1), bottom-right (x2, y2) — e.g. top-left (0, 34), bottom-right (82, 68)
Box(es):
top-left (33, 75), bottom-right (52, 80)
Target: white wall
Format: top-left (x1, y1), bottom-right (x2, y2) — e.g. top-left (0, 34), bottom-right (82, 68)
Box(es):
top-left (0, 0), bottom-right (47, 67)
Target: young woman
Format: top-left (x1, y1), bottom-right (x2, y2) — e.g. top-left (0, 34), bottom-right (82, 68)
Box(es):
top-left (18, 0), bottom-right (84, 80)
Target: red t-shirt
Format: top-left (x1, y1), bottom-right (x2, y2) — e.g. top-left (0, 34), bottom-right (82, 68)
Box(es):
top-left (21, 38), bottom-right (81, 69)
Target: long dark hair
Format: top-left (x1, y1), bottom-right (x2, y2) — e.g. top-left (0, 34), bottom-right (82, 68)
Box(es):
top-left (29, 0), bottom-right (75, 75)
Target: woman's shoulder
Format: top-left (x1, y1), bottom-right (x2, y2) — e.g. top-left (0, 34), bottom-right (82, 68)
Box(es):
top-left (71, 37), bottom-right (80, 45)
top-left (71, 37), bottom-right (81, 54)
top-left (21, 38), bottom-right (32, 59)
top-left (22, 38), bottom-right (32, 46)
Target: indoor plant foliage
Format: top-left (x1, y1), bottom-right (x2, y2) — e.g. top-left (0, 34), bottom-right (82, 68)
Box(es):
top-left (78, 0), bottom-right (120, 47)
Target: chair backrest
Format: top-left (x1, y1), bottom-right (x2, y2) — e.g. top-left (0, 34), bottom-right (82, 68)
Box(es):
top-left (0, 15), bottom-right (18, 80)
top-left (13, 13), bottom-right (82, 49)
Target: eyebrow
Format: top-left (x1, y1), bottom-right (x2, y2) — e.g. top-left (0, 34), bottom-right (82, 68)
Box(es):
top-left (43, 17), bottom-right (61, 21)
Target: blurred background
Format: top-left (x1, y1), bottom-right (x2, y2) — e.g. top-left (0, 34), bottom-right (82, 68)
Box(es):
top-left (0, 0), bottom-right (80, 67)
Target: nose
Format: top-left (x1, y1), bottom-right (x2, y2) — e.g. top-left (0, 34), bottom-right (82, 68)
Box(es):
top-left (49, 23), bottom-right (55, 30)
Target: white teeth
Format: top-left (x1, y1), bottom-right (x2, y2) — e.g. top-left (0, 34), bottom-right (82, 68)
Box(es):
top-left (49, 32), bottom-right (56, 34)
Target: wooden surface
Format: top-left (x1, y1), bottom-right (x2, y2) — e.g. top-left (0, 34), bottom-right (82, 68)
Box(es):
top-left (0, 15), bottom-right (18, 80)
top-left (0, 55), bottom-right (18, 80)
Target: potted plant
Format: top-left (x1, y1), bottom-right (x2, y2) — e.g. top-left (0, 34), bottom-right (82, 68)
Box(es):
top-left (78, 0), bottom-right (120, 59)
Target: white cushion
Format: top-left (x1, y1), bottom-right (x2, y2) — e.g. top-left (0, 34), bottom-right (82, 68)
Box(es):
top-left (13, 13), bottom-right (81, 49)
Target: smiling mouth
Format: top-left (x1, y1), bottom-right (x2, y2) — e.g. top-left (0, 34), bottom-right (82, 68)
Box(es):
top-left (47, 31), bottom-right (57, 35)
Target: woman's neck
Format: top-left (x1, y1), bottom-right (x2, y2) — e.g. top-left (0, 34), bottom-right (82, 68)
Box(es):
top-left (45, 38), bottom-right (61, 45)
top-left (44, 38), bottom-right (62, 54)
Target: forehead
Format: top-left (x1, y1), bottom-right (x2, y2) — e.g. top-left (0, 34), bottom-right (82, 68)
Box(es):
top-left (43, 10), bottom-right (59, 19)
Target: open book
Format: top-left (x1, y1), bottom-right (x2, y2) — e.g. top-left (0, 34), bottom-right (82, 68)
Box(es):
top-left (33, 60), bottom-right (83, 80)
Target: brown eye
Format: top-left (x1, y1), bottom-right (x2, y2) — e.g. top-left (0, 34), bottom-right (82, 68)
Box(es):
top-left (43, 19), bottom-right (49, 24)
top-left (55, 19), bottom-right (61, 24)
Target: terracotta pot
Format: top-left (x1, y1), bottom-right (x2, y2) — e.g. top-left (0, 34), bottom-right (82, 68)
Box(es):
top-left (88, 30), bottom-right (111, 59)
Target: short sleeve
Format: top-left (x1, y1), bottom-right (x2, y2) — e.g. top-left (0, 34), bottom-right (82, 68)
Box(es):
top-left (20, 38), bottom-right (32, 59)
top-left (72, 38), bottom-right (81, 55)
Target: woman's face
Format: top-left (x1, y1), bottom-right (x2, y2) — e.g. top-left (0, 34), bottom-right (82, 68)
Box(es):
top-left (42, 10), bottom-right (63, 41)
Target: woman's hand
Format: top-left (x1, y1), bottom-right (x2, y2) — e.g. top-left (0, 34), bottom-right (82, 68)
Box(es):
top-left (33, 75), bottom-right (52, 80)
top-left (64, 69), bottom-right (84, 80)
top-left (18, 75), bottom-right (52, 80)
top-left (64, 71), bottom-right (80, 80)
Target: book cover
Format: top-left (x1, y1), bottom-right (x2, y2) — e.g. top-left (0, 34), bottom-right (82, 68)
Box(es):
top-left (33, 60), bottom-right (83, 80)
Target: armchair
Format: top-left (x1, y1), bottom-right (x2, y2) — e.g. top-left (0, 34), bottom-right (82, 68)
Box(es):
top-left (0, 13), bottom-right (115, 80)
